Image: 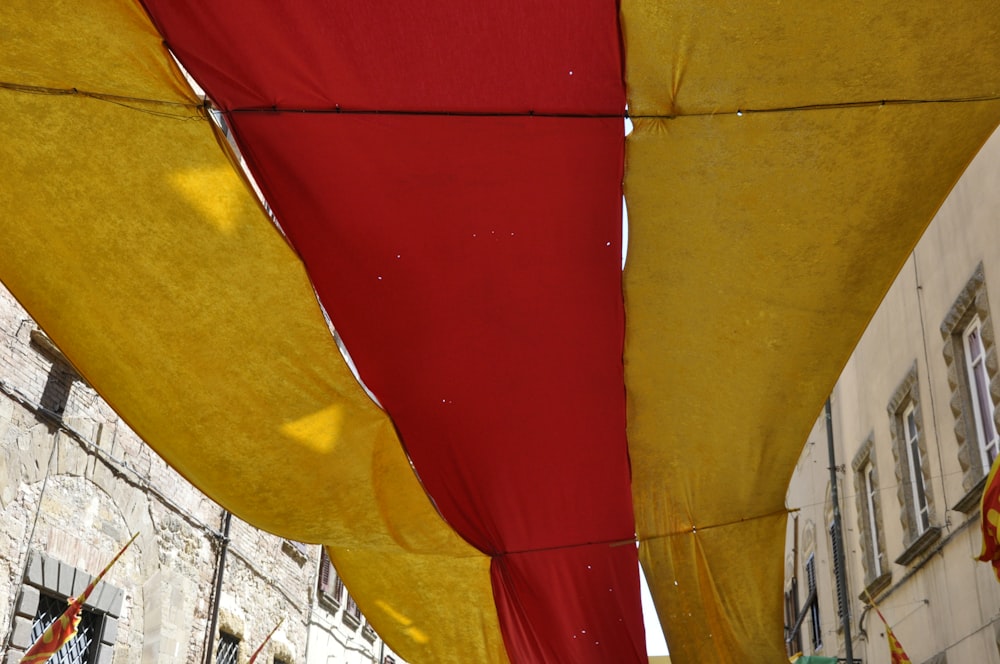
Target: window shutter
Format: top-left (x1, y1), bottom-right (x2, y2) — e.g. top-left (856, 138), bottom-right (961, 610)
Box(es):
top-left (334, 574), bottom-right (345, 603)
top-left (318, 550), bottom-right (332, 595)
top-left (346, 593), bottom-right (362, 620)
top-left (829, 523), bottom-right (846, 622)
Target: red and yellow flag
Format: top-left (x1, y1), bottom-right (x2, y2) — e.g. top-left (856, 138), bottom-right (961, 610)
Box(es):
top-left (247, 618), bottom-right (284, 664)
top-left (978, 454), bottom-right (1000, 581)
top-left (865, 591), bottom-right (913, 664)
top-left (885, 626), bottom-right (913, 664)
top-left (22, 533), bottom-right (138, 664)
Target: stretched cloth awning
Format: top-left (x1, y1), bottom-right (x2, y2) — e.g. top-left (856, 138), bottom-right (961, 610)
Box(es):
top-left (2, 1), bottom-right (1000, 662)
top-left (623, 4), bottom-right (1000, 659)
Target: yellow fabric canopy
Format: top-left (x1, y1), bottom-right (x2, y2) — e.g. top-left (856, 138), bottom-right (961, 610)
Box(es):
top-left (6, 1), bottom-right (1000, 663)
top-left (0, 2), bottom-right (504, 661)
top-left (623, 1), bottom-right (1000, 661)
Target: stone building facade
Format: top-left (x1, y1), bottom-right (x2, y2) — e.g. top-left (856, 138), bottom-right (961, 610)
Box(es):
top-left (0, 285), bottom-right (403, 663)
top-left (784, 127), bottom-right (1000, 663)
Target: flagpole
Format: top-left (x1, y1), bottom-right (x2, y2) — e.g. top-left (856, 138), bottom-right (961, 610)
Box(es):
top-left (826, 397), bottom-right (854, 664)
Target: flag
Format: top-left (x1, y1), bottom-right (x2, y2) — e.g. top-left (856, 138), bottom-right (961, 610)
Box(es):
top-left (978, 453), bottom-right (1000, 581)
top-left (22, 533), bottom-right (138, 664)
top-left (865, 591), bottom-right (913, 664)
top-left (247, 618), bottom-right (284, 664)
top-left (884, 626), bottom-right (913, 664)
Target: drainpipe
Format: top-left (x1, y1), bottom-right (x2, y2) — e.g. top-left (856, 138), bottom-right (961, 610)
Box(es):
top-left (204, 510), bottom-right (232, 664)
top-left (826, 398), bottom-right (854, 664)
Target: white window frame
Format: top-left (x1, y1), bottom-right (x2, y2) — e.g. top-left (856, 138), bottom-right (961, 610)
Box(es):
top-left (963, 317), bottom-right (999, 470)
top-left (863, 461), bottom-right (884, 578)
top-left (903, 403), bottom-right (929, 534)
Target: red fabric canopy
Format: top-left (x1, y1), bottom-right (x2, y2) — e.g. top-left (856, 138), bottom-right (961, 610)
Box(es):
top-left (140, 1), bottom-right (644, 661)
top-left (151, 1), bottom-right (623, 114)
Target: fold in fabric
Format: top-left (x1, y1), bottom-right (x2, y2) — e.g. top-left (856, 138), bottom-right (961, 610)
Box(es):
top-left (0, 1), bottom-right (503, 661)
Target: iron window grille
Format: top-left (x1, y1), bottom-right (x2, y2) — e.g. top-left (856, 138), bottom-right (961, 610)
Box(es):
top-left (216, 632), bottom-right (240, 664)
top-left (30, 593), bottom-right (103, 664)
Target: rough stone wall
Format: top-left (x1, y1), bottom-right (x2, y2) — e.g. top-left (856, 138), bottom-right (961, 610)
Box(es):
top-left (216, 520), bottom-right (315, 663)
top-left (0, 284), bottom-right (321, 664)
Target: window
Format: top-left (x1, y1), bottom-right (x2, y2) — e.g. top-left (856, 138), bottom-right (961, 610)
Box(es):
top-left (217, 632), bottom-right (240, 664)
top-left (887, 363), bottom-right (940, 563)
top-left (318, 549), bottom-right (342, 606)
top-left (852, 434), bottom-right (889, 592)
top-left (805, 554), bottom-right (821, 651)
top-left (828, 523), bottom-right (847, 626)
top-left (941, 263), bottom-right (999, 509)
top-left (903, 403), bottom-right (930, 535)
top-left (346, 594), bottom-right (361, 620)
top-left (30, 593), bottom-right (103, 664)
top-left (343, 593), bottom-right (362, 628)
top-left (283, 539), bottom-right (308, 560)
top-left (863, 460), bottom-right (885, 576)
top-left (963, 317), bottom-right (999, 469)
top-left (8, 551), bottom-right (122, 663)
top-left (335, 573), bottom-right (345, 603)
top-left (30, 328), bottom-right (78, 419)
top-left (863, 462), bottom-right (884, 577)
top-left (784, 577), bottom-right (803, 656)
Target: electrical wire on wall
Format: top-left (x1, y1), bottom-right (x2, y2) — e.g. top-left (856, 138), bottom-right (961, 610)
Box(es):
top-left (0, 428), bottom-right (59, 653)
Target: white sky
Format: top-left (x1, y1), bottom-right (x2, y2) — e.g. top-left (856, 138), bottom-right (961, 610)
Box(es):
top-left (641, 563), bottom-right (670, 656)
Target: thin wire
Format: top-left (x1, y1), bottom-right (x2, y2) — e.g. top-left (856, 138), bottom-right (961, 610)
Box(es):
top-left (0, 379), bottom-right (225, 541)
top-left (935, 607), bottom-right (1000, 657)
top-left (230, 105), bottom-right (622, 119)
top-left (629, 93), bottom-right (1000, 120)
top-left (230, 93), bottom-right (1000, 119)
top-left (640, 507), bottom-right (794, 542)
top-left (0, 429), bottom-right (59, 652)
top-left (874, 597), bottom-right (927, 629)
top-left (788, 466), bottom-right (971, 514)
top-left (6, 80), bottom-right (999, 121)
top-left (498, 535), bottom-right (638, 557)
top-left (823, 597), bottom-right (928, 639)
top-left (230, 94), bottom-right (1000, 120)
top-left (497, 506), bottom-right (801, 556)
top-left (0, 81), bottom-right (205, 120)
